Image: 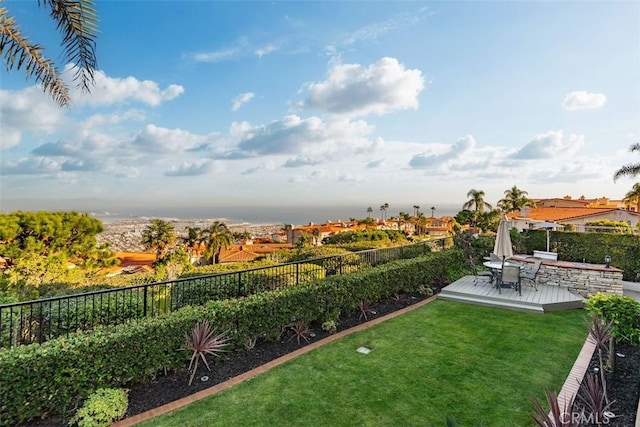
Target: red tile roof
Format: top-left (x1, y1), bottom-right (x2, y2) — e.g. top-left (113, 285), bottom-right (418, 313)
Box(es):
top-left (507, 207), bottom-right (628, 222)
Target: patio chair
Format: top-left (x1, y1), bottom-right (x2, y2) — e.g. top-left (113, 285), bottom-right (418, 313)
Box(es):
top-left (469, 256), bottom-right (493, 285)
top-left (499, 264), bottom-right (521, 295)
top-left (520, 259), bottom-right (542, 291)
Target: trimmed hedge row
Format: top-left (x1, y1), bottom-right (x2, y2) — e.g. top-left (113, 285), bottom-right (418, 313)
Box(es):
top-left (0, 249), bottom-right (466, 426)
top-left (521, 230), bottom-right (640, 281)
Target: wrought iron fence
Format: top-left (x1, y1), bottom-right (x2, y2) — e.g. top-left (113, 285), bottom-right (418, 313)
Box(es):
top-left (0, 239), bottom-right (447, 349)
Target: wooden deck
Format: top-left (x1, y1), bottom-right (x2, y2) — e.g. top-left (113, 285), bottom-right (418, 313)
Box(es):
top-left (439, 275), bottom-right (585, 313)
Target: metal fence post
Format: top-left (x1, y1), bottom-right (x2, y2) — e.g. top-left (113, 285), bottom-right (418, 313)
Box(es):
top-left (143, 285), bottom-right (148, 317)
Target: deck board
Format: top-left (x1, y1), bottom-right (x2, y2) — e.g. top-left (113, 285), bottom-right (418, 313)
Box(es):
top-left (439, 275), bottom-right (585, 313)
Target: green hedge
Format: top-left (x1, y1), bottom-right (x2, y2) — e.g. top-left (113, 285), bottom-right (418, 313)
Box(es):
top-left (521, 230), bottom-right (640, 281)
top-left (0, 249), bottom-right (465, 425)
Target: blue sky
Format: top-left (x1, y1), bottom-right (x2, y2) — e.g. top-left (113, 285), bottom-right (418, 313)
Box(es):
top-left (1, 1), bottom-right (639, 218)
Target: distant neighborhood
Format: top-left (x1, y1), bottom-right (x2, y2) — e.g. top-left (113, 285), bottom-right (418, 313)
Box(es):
top-left (93, 194), bottom-right (640, 277)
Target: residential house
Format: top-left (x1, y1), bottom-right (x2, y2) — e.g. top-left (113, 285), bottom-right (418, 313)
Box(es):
top-left (507, 207), bottom-right (640, 232)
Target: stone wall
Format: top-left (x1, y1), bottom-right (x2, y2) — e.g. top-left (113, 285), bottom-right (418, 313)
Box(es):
top-left (536, 264), bottom-right (623, 297)
top-left (512, 255), bottom-right (624, 297)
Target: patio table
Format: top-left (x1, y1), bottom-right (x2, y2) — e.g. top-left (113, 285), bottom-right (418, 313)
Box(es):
top-left (482, 261), bottom-right (522, 289)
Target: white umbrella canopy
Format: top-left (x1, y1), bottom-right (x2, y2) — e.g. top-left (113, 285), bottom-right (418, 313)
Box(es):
top-left (493, 215), bottom-right (513, 261)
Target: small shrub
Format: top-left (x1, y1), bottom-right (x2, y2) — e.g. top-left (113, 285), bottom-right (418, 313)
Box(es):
top-left (321, 320), bottom-right (337, 334)
top-left (531, 389), bottom-right (578, 427)
top-left (584, 314), bottom-right (613, 405)
top-left (586, 293), bottom-right (640, 344)
top-left (69, 388), bottom-right (128, 427)
top-left (184, 320), bottom-right (229, 385)
top-left (357, 300), bottom-right (375, 320)
top-left (576, 373), bottom-right (615, 420)
top-left (288, 321), bottom-right (312, 344)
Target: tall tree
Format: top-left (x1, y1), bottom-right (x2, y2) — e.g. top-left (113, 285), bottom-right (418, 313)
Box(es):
top-left (413, 205), bottom-right (420, 216)
top-left (614, 143), bottom-right (640, 181)
top-left (430, 206), bottom-right (436, 218)
top-left (201, 221), bottom-right (233, 264)
top-left (366, 206), bottom-right (373, 218)
top-left (623, 182), bottom-right (640, 213)
top-left (0, 211), bottom-right (114, 286)
top-left (182, 226), bottom-right (201, 258)
top-left (0, 0), bottom-right (99, 107)
top-left (497, 186), bottom-right (536, 213)
top-left (397, 211), bottom-right (411, 233)
top-left (379, 203), bottom-right (389, 221)
top-left (463, 189), bottom-right (492, 213)
top-left (142, 219), bottom-right (176, 261)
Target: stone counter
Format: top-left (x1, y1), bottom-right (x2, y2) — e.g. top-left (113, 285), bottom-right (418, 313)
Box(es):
top-left (511, 255), bottom-right (623, 297)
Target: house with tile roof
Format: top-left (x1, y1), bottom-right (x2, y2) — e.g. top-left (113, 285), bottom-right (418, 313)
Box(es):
top-left (507, 206), bottom-right (640, 232)
top-left (217, 243), bottom-right (293, 263)
top-left (534, 195), bottom-right (629, 210)
top-left (286, 221), bottom-right (368, 246)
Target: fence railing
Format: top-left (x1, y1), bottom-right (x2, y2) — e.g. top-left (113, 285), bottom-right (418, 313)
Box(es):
top-left (0, 239), bottom-right (448, 349)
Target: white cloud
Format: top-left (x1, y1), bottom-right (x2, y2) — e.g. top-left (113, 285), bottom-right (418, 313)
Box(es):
top-left (409, 135), bottom-right (476, 169)
top-left (0, 87), bottom-right (64, 150)
top-left (64, 65), bottom-right (185, 106)
top-left (165, 159), bottom-right (212, 176)
top-left (80, 110), bottom-right (146, 129)
top-left (189, 37), bottom-right (250, 63)
top-left (562, 91), bottom-right (606, 111)
top-left (510, 130), bottom-right (584, 159)
top-left (132, 125), bottom-right (206, 154)
top-left (337, 8), bottom-right (430, 47)
top-left (231, 92), bottom-right (255, 111)
top-left (236, 115), bottom-right (376, 159)
top-left (255, 44), bottom-right (279, 58)
top-left (282, 156), bottom-right (322, 168)
top-left (304, 57), bottom-right (424, 117)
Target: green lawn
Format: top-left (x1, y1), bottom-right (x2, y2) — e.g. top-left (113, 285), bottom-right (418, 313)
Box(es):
top-left (142, 300), bottom-right (587, 427)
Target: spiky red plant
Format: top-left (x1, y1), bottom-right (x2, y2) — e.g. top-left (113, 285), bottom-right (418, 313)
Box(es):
top-left (531, 389), bottom-right (578, 427)
top-left (184, 320), bottom-right (229, 385)
top-left (585, 314), bottom-right (613, 405)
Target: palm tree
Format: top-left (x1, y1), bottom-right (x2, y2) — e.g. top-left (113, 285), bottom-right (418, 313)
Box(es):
top-left (614, 143), bottom-right (640, 181)
top-left (430, 206), bottom-right (436, 218)
top-left (397, 211), bottom-right (411, 233)
top-left (182, 226), bottom-right (201, 259)
top-left (366, 206), bottom-right (373, 218)
top-left (623, 183), bottom-right (640, 213)
top-left (413, 205), bottom-right (420, 216)
top-left (142, 219), bottom-right (177, 261)
top-left (497, 186), bottom-right (536, 213)
top-left (463, 189), bottom-right (492, 213)
top-left (379, 203), bottom-right (389, 221)
top-left (1, 0), bottom-right (98, 107)
top-left (201, 221), bottom-right (233, 264)
top-left (415, 212), bottom-right (427, 235)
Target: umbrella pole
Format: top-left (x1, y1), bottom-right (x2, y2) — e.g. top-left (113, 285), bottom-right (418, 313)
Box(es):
top-left (546, 229), bottom-right (550, 252)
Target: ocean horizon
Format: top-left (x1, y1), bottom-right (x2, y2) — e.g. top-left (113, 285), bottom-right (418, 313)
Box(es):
top-left (92, 203), bottom-right (463, 227)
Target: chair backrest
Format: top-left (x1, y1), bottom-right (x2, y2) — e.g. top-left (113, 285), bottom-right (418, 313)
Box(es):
top-left (531, 259), bottom-right (542, 274)
top-left (501, 265), bottom-right (520, 284)
top-left (522, 259), bottom-right (542, 279)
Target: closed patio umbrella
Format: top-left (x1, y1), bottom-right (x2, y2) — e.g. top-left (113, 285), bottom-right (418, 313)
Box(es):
top-left (493, 215), bottom-right (513, 265)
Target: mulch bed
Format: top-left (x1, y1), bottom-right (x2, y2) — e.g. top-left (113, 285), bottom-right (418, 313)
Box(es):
top-left (575, 341), bottom-right (640, 426)
top-left (23, 295), bottom-right (640, 426)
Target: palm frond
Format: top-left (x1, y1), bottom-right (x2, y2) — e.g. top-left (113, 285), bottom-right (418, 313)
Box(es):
top-left (0, 7), bottom-right (70, 106)
top-left (40, 0), bottom-right (98, 92)
top-left (614, 164), bottom-right (640, 181)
